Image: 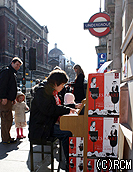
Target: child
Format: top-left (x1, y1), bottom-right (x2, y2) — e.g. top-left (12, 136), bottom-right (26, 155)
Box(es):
top-left (64, 92), bottom-right (82, 109)
top-left (54, 87), bottom-right (82, 124)
top-left (12, 91), bottom-right (29, 139)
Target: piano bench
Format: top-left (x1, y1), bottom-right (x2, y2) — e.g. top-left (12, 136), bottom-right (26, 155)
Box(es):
top-left (30, 137), bottom-right (62, 172)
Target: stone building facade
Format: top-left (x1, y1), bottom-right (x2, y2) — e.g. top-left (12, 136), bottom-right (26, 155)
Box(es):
top-left (0, 0), bottom-right (52, 89)
top-left (105, 0), bottom-right (133, 167)
top-left (48, 43), bottom-right (64, 70)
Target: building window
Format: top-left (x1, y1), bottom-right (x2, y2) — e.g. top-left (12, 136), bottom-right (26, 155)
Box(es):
top-left (8, 0), bottom-right (14, 11)
top-left (17, 33), bottom-right (20, 44)
top-left (44, 47), bottom-right (47, 63)
top-left (8, 39), bottom-right (15, 54)
top-left (30, 37), bottom-right (33, 47)
top-left (8, 22), bottom-right (14, 38)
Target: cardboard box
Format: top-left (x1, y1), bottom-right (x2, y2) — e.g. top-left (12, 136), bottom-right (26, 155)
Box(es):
top-left (87, 159), bottom-right (95, 172)
top-left (88, 73), bottom-right (104, 112)
top-left (104, 73), bottom-right (120, 115)
top-left (69, 137), bottom-right (84, 157)
top-left (87, 117), bottom-right (119, 158)
top-left (87, 159), bottom-right (111, 172)
top-left (69, 157), bottom-right (84, 172)
top-left (88, 73), bottom-right (120, 116)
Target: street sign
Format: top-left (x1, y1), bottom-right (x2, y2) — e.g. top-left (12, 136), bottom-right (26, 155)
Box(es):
top-left (98, 53), bottom-right (107, 69)
top-left (84, 12), bottom-right (110, 37)
top-left (84, 21), bottom-right (110, 29)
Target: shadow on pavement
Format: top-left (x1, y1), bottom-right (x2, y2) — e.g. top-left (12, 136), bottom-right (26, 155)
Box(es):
top-left (0, 139), bottom-right (22, 160)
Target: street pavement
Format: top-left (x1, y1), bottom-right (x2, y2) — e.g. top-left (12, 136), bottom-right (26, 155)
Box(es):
top-left (0, 112), bottom-right (66, 172)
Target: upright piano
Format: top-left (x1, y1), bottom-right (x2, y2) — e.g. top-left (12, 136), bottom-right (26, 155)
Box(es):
top-left (60, 98), bottom-right (88, 172)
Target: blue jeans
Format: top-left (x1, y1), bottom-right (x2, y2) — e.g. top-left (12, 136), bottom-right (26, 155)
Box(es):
top-left (52, 124), bottom-right (72, 164)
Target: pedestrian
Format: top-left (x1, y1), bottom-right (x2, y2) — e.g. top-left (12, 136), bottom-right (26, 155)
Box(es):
top-left (69, 64), bottom-right (85, 103)
top-left (29, 69), bottom-right (76, 170)
top-left (30, 79), bottom-right (41, 97)
top-left (12, 91), bottom-right (29, 139)
top-left (0, 57), bottom-right (23, 144)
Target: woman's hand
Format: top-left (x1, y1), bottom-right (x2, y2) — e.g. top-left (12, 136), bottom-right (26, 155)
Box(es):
top-left (75, 103), bottom-right (82, 109)
top-left (70, 108), bottom-right (77, 114)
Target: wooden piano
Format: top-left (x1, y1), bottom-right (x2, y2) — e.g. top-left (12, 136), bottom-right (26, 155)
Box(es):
top-left (60, 96), bottom-right (88, 172)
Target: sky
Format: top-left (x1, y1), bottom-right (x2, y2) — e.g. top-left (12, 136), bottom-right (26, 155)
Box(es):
top-left (18, 0), bottom-right (105, 79)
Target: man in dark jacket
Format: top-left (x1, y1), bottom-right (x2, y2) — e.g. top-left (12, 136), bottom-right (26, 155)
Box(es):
top-left (29, 69), bottom-right (76, 168)
top-left (0, 57), bottom-right (23, 144)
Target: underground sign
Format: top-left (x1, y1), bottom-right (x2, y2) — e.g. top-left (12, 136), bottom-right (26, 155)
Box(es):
top-left (84, 12), bottom-right (111, 37)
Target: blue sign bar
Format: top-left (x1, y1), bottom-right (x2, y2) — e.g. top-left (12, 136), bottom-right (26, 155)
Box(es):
top-left (84, 21), bottom-right (110, 29)
top-left (98, 53), bottom-right (107, 69)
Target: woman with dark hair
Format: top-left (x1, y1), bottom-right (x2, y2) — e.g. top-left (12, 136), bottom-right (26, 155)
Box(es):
top-left (70, 64), bottom-right (85, 103)
top-left (29, 69), bottom-right (76, 168)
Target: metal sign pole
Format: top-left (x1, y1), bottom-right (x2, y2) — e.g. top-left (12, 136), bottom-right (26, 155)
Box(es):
top-left (100, 0), bottom-right (101, 12)
top-left (22, 46), bottom-right (26, 94)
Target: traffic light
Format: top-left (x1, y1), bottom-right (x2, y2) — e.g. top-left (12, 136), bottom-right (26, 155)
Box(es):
top-left (29, 47), bottom-right (36, 70)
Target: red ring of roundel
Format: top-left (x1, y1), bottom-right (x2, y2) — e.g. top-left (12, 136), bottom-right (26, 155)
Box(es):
top-left (88, 12), bottom-right (110, 37)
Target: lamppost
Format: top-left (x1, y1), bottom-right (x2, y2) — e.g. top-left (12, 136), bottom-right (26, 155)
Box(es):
top-left (29, 37), bottom-right (40, 89)
top-left (22, 38), bottom-right (27, 94)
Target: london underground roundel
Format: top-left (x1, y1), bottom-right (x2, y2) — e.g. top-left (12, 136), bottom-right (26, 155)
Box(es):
top-left (86, 12), bottom-right (110, 37)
